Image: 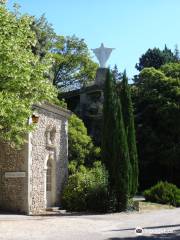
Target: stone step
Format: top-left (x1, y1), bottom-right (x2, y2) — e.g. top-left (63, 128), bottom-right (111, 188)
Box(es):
top-left (46, 207), bottom-right (60, 212)
top-left (59, 209), bottom-right (67, 214)
top-left (46, 207), bottom-right (67, 214)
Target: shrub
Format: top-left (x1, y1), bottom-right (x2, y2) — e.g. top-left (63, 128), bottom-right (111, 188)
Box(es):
top-left (68, 114), bottom-right (100, 166)
top-left (144, 181), bottom-right (180, 207)
top-left (62, 162), bottom-right (109, 212)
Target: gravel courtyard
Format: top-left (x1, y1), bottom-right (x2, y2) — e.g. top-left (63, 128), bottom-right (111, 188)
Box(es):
top-left (0, 208), bottom-right (180, 240)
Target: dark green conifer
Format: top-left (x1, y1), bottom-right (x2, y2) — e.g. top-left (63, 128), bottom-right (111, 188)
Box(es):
top-left (120, 71), bottom-right (139, 196)
top-left (102, 69), bottom-right (130, 211)
top-left (113, 97), bottom-right (130, 211)
top-left (101, 69), bottom-right (117, 188)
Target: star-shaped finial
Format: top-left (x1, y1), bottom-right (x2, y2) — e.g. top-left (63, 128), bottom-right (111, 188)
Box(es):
top-left (92, 43), bottom-right (115, 68)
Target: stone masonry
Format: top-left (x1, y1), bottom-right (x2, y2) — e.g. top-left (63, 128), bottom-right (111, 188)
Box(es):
top-left (0, 103), bottom-right (71, 215)
top-left (0, 143), bottom-right (28, 213)
top-left (61, 68), bottom-right (108, 145)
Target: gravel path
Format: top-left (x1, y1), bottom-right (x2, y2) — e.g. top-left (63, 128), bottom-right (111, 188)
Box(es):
top-left (0, 208), bottom-right (180, 240)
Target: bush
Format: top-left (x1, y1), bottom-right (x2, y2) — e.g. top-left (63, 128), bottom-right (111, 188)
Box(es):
top-left (68, 114), bottom-right (100, 166)
top-left (62, 162), bottom-right (109, 212)
top-left (144, 181), bottom-right (180, 207)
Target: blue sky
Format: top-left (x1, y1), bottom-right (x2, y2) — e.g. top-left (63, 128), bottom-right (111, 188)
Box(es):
top-left (7, 0), bottom-right (180, 78)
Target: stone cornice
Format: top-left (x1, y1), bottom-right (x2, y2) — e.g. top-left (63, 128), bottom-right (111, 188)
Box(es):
top-left (33, 102), bottom-right (72, 119)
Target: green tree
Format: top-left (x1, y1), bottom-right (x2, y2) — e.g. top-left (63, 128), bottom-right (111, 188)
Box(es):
top-left (174, 44), bottom-right (180, 61)
top-left (113, 97), bottom-right (130, 211)
top-left (120, 71), bottom-right (138, 197)
top-left (29, 14), bottom-right (98, 91)
top-left (102, 69), bottom-right (130, 211)
top-left (135, 46), bottom-right (178, 72)
top-left (0, 4), bottom-right (58, 147)
top-left (31, 14), bottom-right (56, 61)
top-left (111, 64), bottom-right (122, 82)
top-left (133, 64), bottom-right (180, 190)
top-left (101, 70), bottom-right (117, 188)
top-left (53, 35), bottom-right (98, 91)
top-left (68, 114), bottom-right (100, 168)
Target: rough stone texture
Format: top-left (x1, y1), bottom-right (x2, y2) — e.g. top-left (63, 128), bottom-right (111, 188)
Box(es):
top-left (61, 68), bottom-right (107, 145)
top-left (0, 143), bottom-right (28, 213)
top-left (95, 68), bottom-right (108, 86)
top-left (0, 103), bottom-right (70, 215)
top-left (29, 104), bottom-right (69, 215)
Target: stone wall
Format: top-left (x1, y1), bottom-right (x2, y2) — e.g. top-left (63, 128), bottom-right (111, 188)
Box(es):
top-left (0, 103), bottom-right (70, 215)
top-left (0, 143), bottom-right (28, 213)
top-left (29, 103), bottom-right (70, 215)
top-left (60, 68), bottom-right (107, 146)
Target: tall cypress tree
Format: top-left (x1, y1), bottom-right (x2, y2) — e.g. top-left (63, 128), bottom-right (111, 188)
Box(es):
top-left (120, 71), bottom-right (139, 196)
top-left (113, 97), bottom-right (130, 211)
top-left (102, 69), bottom-right (117, 188)
top-left (102, 69), bottom-right (130, 211)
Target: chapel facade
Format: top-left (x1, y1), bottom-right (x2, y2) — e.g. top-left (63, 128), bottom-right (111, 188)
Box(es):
top-left (0, 103), bottom-right (71, 215)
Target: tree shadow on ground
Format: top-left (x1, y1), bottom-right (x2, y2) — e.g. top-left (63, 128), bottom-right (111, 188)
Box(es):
top-left (107, 224), bottom-right (180, 240)
top-left (110, 224), bottom-right (180, 232)
top-left (108, 232), bottom-right (180, 239)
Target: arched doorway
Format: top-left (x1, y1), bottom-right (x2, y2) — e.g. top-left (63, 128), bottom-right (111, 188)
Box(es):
top-left (46, 155), bottom-right (56, 208)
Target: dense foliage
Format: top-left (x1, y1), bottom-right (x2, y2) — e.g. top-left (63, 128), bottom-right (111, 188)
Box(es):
top-left (144, 181), bottom-right (180, 207)
top-left (0, 5), bottom-right (58, 147)
top-left (102, 69), bottom-right (130, 211)
top-left (133, 63), bottom-right (180, 190)
top-left (120, 72), bottom-right (138, 197)
top-left (2, 0), bottom-right (180, 213)
top-left (111, 64), bottom-right (122, 82)
top-left (64, 115), bottom-right (106, 212)
top-left (101, 70), bottom-right (117, 188)
top-left (31, 14), bottom-right (55, 61)
top-left (62, 162), bottom-right (109, 212)
top-left (135, 46), bottom-right (178, 72)
top-left (30, 15), bottom-right (98, 91)
top-left (53, 35), bottom-right (98, 91)
top-left (113, 97), bottom-right (130, 211)
top-left (68, 114), bottom-right (100, 167)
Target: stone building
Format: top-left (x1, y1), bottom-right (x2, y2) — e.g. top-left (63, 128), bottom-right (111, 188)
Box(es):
top-left (61, 44), bottom-right (114, 145)
top-left (0, 103), bottom-right (71, 215)
top-left (61, 68), bottom-right (108, 145)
